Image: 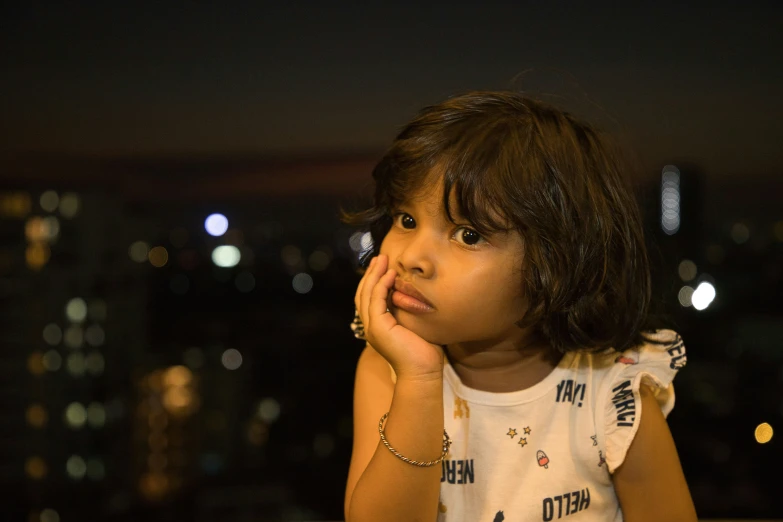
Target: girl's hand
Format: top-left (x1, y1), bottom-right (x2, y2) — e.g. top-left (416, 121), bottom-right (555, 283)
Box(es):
top-left (354, 254), bottom-right (445, 381)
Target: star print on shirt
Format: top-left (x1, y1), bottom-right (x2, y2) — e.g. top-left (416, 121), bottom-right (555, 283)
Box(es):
top-left (524, 426), bottom-right (531, 435)
top-left (518, 437), bottom-right (528, 447)
top-left (506, 428), bottom-right (517, 438)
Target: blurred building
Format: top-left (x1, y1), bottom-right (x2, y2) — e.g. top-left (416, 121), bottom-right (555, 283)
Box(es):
top-left (0, 188), bottom-right (146, 520)
top-left (0, 155), bottom-right (370, 520)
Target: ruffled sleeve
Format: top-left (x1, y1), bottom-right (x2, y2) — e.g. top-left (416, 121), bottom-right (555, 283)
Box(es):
top-left (598, 329), bottom-right (687, 473)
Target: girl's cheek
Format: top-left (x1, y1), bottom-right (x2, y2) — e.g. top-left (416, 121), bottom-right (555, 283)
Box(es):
top-left (378, 235), bottom-right (392, 255)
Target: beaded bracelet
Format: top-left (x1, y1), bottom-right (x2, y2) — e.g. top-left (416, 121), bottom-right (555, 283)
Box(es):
top-left (378, 412), bottom-right (452, 467)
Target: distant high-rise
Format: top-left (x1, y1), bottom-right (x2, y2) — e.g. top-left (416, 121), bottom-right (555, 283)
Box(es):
top-left (0, 186), bottom-right (151, 521)
top-left (656, 162), bottom-right (705, 246)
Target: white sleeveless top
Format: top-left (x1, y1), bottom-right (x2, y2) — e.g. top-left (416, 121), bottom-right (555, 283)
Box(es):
top-left (386, 330), bottom-right (686, 522)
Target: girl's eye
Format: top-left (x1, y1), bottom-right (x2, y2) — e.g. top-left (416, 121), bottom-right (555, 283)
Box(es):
top-left (454, 227), bottom-right (485, 247)
top-left (391, 213), bottom-right (486, 248)
top-left (396, 213), bottom-right (416, 230)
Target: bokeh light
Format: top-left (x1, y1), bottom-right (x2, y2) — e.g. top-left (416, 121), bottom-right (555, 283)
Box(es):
top-left (162, 387), bottom-right (195, 416)
top-left (59, 193), bottom-right (80, 218)
top-left (0, 191), bottom-right (31, 217)
top-left (25, 216), bottom-right (59, 242)
top-left (660, 165), bottom-right (680, 235)
top-left (348, 231), bottom-right (364, 252)
top-left (163, 365), bottom-right (193, 388)
top-left (755, 422), bottom-right (773, 444)
top-left (349, 231), bottom-right (374, 255)
top-left (40, 190), bottom-right (59, 212)
top-left (157, 365), bottom-right (199, 418)
top-left (66, 352), bottom-right (86, 377)
top-left (677, 260), bottom-right (697, 282)
top-left (42, 350), bottom-right (62, 372)
top-left (692, 282), bottom-right (716, 311)
top-left (292, 273), bottom-right (313, 294)
top-left (65, 298), bottom-right (88, 323)
top-left (65, 402), bottom-right (87, 429)
top-left (42, 323), bottom-right (62, 346)
top-left (308, 248), bottom-right (332, 271)
top-left (86, 402), bottom-right (106, 428)
top-left (63, 325), bottom-right (84, 349)
top-left (205, 213), bottom-right (229, 236)
top-left (677, 286), bottom-right (693, 308)
top-left (360, 232), bottom-right (373, 250)
top-left (211, 245), bottom-right (241, 268)
top-left (149, 246), bottom-right (169, 268)
top-left (129, 241), bottom-right (150, 263)
top-left (26, 404), bottom-right (48, 428)
top-left (139, 471), bottom-right (170, 499)
top-left (66, 455), bottom-right (87, 479)
top-left (731, 223), bottom-right (750, 244)
top-left (258, 398), bottom-right (281, 423)
top-left (25, 456), bottom-right (47, 480)
top-left (25, 242), bottom-right (50, 270)
top-left (221, 349), bottom-right (243, 370)
top-left (85, 324), bottom-right (105, 346)
top-left (27, 352), bottom-right (46, 376)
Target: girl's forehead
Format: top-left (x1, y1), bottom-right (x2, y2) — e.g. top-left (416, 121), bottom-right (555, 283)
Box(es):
top-left (398, 170), bottom-right (514, 232)
top-left (401, 186), bottom-right (462, 218)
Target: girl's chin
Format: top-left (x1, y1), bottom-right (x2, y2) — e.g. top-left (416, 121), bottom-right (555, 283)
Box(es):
top-left (392, 312), bottom-right (448, 345)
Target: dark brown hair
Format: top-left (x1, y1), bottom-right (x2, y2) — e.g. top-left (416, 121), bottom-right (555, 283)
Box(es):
top-left (340, 90), bottom-right (657, 353)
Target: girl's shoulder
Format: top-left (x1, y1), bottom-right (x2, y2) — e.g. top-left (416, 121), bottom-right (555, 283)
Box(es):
top-left (580, 329), bottom-right (686, 375)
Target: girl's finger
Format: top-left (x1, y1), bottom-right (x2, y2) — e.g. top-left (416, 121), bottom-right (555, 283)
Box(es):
top-left (360, 255), bottom-right (386, 332)
top-left (354, 256), bottom-right (376, 311)
top-left (369, 267), bottom-right (396, 329)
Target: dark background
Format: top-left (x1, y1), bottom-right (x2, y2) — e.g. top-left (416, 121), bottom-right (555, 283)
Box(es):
top-left (1, 2), bottom-right (781, 521)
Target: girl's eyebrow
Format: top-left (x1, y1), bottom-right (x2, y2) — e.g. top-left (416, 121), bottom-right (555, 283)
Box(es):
top-left (397, 205), bottom-right (470, 226)
top-left (396, 200), bottom-right (467, 219)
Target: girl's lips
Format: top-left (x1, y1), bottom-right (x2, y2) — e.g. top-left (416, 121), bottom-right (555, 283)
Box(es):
top-left (391, 289), bottom-right (436, 314)
top-left (393, 280), bottom-right (434, 308)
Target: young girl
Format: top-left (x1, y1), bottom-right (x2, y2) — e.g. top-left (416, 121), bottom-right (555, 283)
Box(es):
top-left (340, 91), bottom-right (697, 522)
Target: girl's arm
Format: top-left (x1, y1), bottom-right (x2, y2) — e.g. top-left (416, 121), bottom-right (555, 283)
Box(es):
top-left (344, 343), bottom-right (444, 522)
top-left (612, 384), bottom-right (698, 522)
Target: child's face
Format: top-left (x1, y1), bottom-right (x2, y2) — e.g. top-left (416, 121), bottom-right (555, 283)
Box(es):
top-left (379, 176), bottom-right (529, 348)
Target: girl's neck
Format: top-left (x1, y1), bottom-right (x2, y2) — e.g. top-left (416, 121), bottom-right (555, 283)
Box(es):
top-left (444, 340), bottom-right (563, 393)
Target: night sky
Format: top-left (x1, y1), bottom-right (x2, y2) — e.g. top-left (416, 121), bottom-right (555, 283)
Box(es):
top-left (3, 2), bottom-right (782, 182)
